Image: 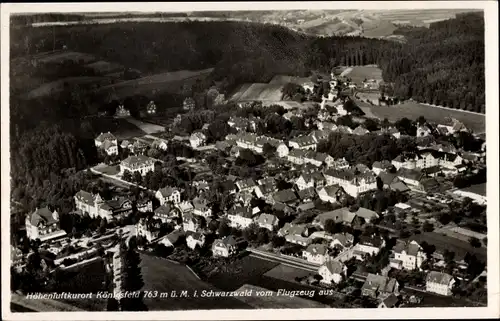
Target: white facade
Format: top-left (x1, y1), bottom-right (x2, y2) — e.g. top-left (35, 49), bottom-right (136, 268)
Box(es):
top-left (155, 188), bottom-right (181, 205)
top-left (277, 143), bottom-right (289, 157)
top-left (186, 234), bottom-right (205, 250)
top-left (324, 175), bottom-right (377, 198)
top-left (120, 156), bottom-right (155, 176)
top-left (426, 277), bottom-right (455, 296)
top-left (227, 213), bottom-right (254, 229)
top-left (318, 262), bottom-right (347, 284)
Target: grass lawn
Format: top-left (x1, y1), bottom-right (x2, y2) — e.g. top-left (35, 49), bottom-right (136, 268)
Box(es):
top-left (357, 101), bottom-right (485, 133)
top-left (204, 254), bottom-right (279, 291)
top-left (408, 232), bottom-right (486, 262)
top-left (24, 76), bottom-right (109, 99)
top-left (344, 65), bottom-right (383, 85)
top-left (232, 284), bottom-right (329, 309)
top-left (93, 163), bottom-right (120, 176)
top-left (237, 83), bottom-right (284, 101)
top-left (263, 264), bottom-right (313, 283)
top-left (89, 117), bottom-right (147, 140)
top-left (139, 253), bottom-right (253, 310)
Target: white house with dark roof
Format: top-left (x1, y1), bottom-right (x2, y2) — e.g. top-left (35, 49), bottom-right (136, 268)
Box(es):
top-left (186, 232), bottom-right (206, 250)
top-left (136, 217), bottom-right (161, 242)
top-left (192, 197), bottom-right (212, 218)
top-left (190, 132), bottom-right (207, 148)
top-left (426, 271), bottom-right (455, 296)
top-left (295, 171), bottom-right (326, 190)
top-left (390, 240), bottom-right (426, 270)
top-left (416, 125), bottom-right (433, 137)
top-left (362, 274), bottom-right (399, 298)
top-left (25, 207), bottom-right (67, 242)
top-left (227, 205), bottom-right (255, 229)
top-left (212, 236), bottom-right (237, 257)
top-left (323, 169), bottom-right (377, 197)
top-left (372, 160), bottom-right (394, 175)
top-left (391, 155), bottom-right (417, 170)
top-left (357, 235), bottom-right (385, 257)
top-left (120, 155), bottom-right (155, 176)
top-left (155, 187), bottom-right (181, 205)
top-left (278, 223), bottom-right (308, 237)
top-left (330, 233), bottom-right (355, 250)
top-left (317, 185), bottom-right (345, 204)
top-left (182, 212), bottom-right (201, 233)
top-left (318, 260), bottom-right (347, 284)
top-left (74, 190), bottom-right (132, 220)
top-left (95, 132), bottom-right (118, 156)
top-left (303, 244), bottom-right (330, 265)
top-left (256, 213), bottom-right (279, 231)
top-left (289, 135), bottom-right (317, 151)
top-left (235, 178), bottom-right (257, 193)
top-left (276, 143), bottom-right (290, 158)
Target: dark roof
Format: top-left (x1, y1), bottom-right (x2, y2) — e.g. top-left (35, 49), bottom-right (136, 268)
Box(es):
top-left (460, 183), bottom-right (486, 197)
top-left (273, 189), bottom-right (298, 204)
top-left (359, 235), bottom-right (384, 247)
top-left (297, 187), bottom-right (317, 200)
top-left (96, 132), bottom-right (116, 142)
top-left (397, 168), bottom-right (424, 181)
top-left (393, 240), bottom-right (421, 256)
top-left (29, 207), bottom-right (58, 226)
top-left (378, 172), bottom-right (398, 186)
top-left (381, 294), bottom-right (399, 308)
top-left (158, 186), bottom-right (178, 197)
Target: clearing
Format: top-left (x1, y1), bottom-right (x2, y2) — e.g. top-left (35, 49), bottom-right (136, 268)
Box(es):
top-left (24, 76), bottom-right (110, 100)
top-left (263, 264), bottom-right (312, 282)
top-left (341, 65), bottom-right (383, 85)
top-left (88, 117), bottom-right (147, 140)
top-left (233, 284), bottom-right (329, 309)
top-left (356, 101), bottom-right (486, 133)
top-left (235, 83), bottom-right (284, 101)
top-left (124, 118), bottom-right (166, 134)
top-left (139, 253), bottom-right (253, 310)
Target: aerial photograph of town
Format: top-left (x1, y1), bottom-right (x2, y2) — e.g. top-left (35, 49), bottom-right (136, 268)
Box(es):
top-left (5, 4), bottom-right (494, 316)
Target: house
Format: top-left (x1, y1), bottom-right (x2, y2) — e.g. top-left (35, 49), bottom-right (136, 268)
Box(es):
top-left (317, 121), bottom-right (337, 131)
top-left (25, 207), bottom-right (67, 242)
top-left (116, 104), bottom-right (130, 117)
top-left (330, 233), bottom-right (355, 250)
top-left (287, 149), bottom-right (307, 165)
top-left (289, 135), bottom-right (317, 151)
top-left (159, 229), bottom-right (185, 247)
top-left (334, 125), bottom-right (353, 134)
top-left (285, 234), bottom-right (311, 246)
top-left (186, 232), bottom-right (206, 250)
top-left (151, 138), bottom-right (168, 151)
top-left (354, 207), bottom-right (380, 224)
top-left (276, 143), bottom-right (290, 157)
top-left (312, 208), bottom-right (357, 229)
top-left (74, 190), bottom-right (132, 221)
top-left (154, 204), bottom-right (180, 223)
top-left (426, 271), bottom-right (455, 296)
top-left (190, 132), bottom-right (207, 148)
top-left (397, 168), bottom-right (424, 187)
top-left (453, 183), bottom-right (486, 205)
top-left (302, 244), bottom-right (330, 265)
top-left (390, 240), bottom-right (426, 270)
top-left (416, 125), bottom-right (432, 137)
top-left (235, 178), bottom-right (257, 193)
top-left (415, 151), bottom-right (440, 169)
top-left (183, 97), bottom-right (196, 110)
top-left (382, 127), bottom-right (401, 139)
top-left (227, 116), bottom-right (250, 131)
top-left (95, 132), bottom-right (119, 156)
top-left (120, 155), bottom-right (155, 176)
top-left (357, 235), bottom-right (385, 257)
top-left (256, 213), bottom-right (279, 231)
top-left (303, 151), bottom-right (334, 167)
top-left (295, 171), bottom-right (326, 190)
top-left (136, 197), bottom-right (153, 213)
top-left (192, 197), bottom-right (212, 218)
top-left (377, 294), bottom-right (400, 308)
top-left (212, 236), bottom-right (237, 257)
top-left (146, 100), bottom-right (157, 114)
top-left (318, 260), bottom-right (347, 284)
top-left (278, 223), bottom-right (308, 237)
top-left (317, 185), bottom-right (346, 204)
top-left (353, 126), bottom-right (370, 136)
top-left (257, 177), bottom-right (277, 187)
top-left (309, 130), bottom-right (330, 143)
top-left (391, 155), bottom-right (417, 170)
top-left (437, 118), bottom-right (469, 135)
top-left (361, 274), bottom-right (399, 298)
top-left (372, 160), bottom-right (394, 175)
top-left (332, 158), bottom-right (350, 170)
top-left (272, 189), bottom-right (298, 205)
top-left (135, 218), bottom-right (161, 242)
top-left (177, 201), bottom-right (194, 215)
top-left (120, 140), bottom-right (132, 150)
top-left (254, 182), bottom-right (278, 200)
top-left (422, 166), bottom-right (442, 178)
top-left (323, 169), bottom-right (377, 198)
top-left (227, 206), bottom-right (255, 229)
top-left (296, 187), bottom-right (317, 203)
top-left (182, 212), bottom-right (201, 232)
top-left (155, 187), bottom-right (181, 205)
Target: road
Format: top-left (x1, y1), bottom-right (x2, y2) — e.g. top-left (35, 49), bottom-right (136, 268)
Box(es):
top-left (247, 248), bottom-right (319, 272)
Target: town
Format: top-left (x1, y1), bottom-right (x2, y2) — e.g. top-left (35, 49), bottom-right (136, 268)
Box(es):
top-left (8, 9), bottom-right (489, 313)
top-left (11, 66), bottom-right (487, 311)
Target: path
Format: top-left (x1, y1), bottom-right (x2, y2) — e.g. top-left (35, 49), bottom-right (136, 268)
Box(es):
top-left (248, 248), bottom-right (319, 272)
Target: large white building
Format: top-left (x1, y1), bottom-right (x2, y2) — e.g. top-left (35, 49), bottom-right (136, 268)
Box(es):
top-left (323, 169), bottom-right (377, 197)
top-left (318, 260), bottom-right (347, 284)
top-left (155, 187), bottom-right (181, 205)
top-left (95, 132), bottom-right (118, 156)
top-left (74, 190), bottom-right (132, 221)
top-left (25, 207), bottom-right (67, 242)
top-left (426, 271), bottom-right (455, 296)
top-left (390, 240), bottom-right (426, 270)
top-left (120, 155), bottom-right (156, 176)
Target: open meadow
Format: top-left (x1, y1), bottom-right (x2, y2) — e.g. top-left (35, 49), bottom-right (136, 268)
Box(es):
top-left (341, 65), bottom-right (383, 85)
top-left (24, 76), bottom-right (110, 99)
top-left (356, 101), bottom-right (486, 133)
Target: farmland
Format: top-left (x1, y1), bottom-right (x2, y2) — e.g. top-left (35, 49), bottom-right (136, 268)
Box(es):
top-left (341, 65), bottom-right (383, 85)
top-left (232, 284), bottom-right (329, 309)
top-left (139, 253), bottom-right (253, 310)
top-left (96, 68), bottom-right (213, 100)
top-left (233, 83), bottom-right (285, 102)
top-left (87, 117), bottom-right (147, 140)
top-left (24, 76), bottom-right (110, 99)
top-left (263, 264), bottom-right (312, 282)
top-left (356, 101), bottom-right (486, 133)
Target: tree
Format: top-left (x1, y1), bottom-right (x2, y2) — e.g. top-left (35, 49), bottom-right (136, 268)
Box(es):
top-left (324, 219), bottom-right (342, 234)
top-left (262, 143), bottom-right (277, 159)
top-left (469, 237), bottom-right (482, 248)
top-left (271, 235), bottom-right (286, 247)
top-left (217, 219), bottom-right (231, 237)
top-left (122, 170), bottom-right (133, 182)
top-left (417, 116), bottom-right (426, 125)
top-left (120, 245), bottom-right (147, 311)
top-left (133, 171), bottom-right (143, 185)
top-left (376, 176), bottom-right (384, 191)
top-left (422, 221), bottom-right (434, 232)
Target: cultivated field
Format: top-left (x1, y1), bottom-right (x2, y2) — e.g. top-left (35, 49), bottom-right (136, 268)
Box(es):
top-left (357, 101), bottom-right (486, 133)
top-left (235, 83), bottom-right (285, 101)
top-left (124, 118), bottom-right (165, 134)
top-left (97, 68), bottom-right (213, 100)
top-left (341, 65), bottom-right (383, 85)
top-left (263, 264), bottom-right (312, 282)
top-left (89, 117), bottom-right (147, 140)
top-left (233, 284), bottom-right (329, 309)
top-left (24, 76), bottom-right (109, 99)
top-left (35, 51), bottom-right (97, 65)
top-left (85, 60), bottom-right (124, 75)
top-left (269, 75), bottom-right (311, 85)
top-left (139, 254), bottom-right (253, 310)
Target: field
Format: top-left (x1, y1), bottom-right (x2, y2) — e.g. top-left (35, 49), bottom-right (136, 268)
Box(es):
top-left (341, 65), bottom-right (383, 85)
top-left (124, 118), bottom-right (166, 134)
top-left (263, 264), bottom-right (312, 282)
top-left (232, 284), bottom-right (329, 309)
top-left (35, 51), bottom-right (97, 65)
top-left (85, 60), bottom-right (124, 75)
top-left (139, 253), bottom-right (253, 310)
top-left (88, 117), bottom-right (147, 140)
top-left (268, 75), bottom-right (312, 85)
top-left (97, 68), bottom-right (213, 100)
top-left (93, 163), bottom-right (120, 176)
top-left (355, 91), bottom-right (381, 105)
top-left (357, 101), bottom-right (486, 133)
top-left (234, 83), bottom-right (284, 101)
top-left (204, 254), bottom-right (279, 291)
top-left (24, 76), bottom-right (109, 99)
top-left (408, 232), bottom-right (487, 262)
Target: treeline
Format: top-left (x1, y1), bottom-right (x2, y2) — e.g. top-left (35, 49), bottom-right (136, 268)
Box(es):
top-left (11, 14), bottom-right (86, 26)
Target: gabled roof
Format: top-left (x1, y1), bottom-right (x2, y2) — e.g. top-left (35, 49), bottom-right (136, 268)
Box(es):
top-left (300, 171), bottom-right (325, 184)
top-left (381, 294), bottom-right (399, 308)
top-left (273, 189), bottom-right (298, 204)
top-left (290, 135), bottom-right (317, 147)
top-left (236, 178), bottom-right (257, 190)
top-left (359, 234), bottom-right (384, 248)
top-left (75, 190), bottom-right (95, 205)
top-left (29, 207), bottom-right (58, 226)
top-left (228, 205), bottom-right (254, 219)
top-left (121, 155), bottom-right (155, 168)
top-left (255, 183), bottom-right (278, 196)
top-left (314, 208), bottom-right (356, 226)
top-left (458, 183), bottom-right (486, 197)
top-left (362, 274), bottom-right (398, 293)
top-left (154, 204), bottom-right (176, 216)
top-left (318, 185), bottom-right (343, 197)
top-left (158, 186), bottom-right (179, 198)
top-left (214, 235), bottom-right (237, 248)
top-left (354, 207), bottom-right (379, 221)
top-left (279, 223), bottom-right (306, 236)
top-left (393, 240), bottom-right (421, 256)
top-left (322, 260), bottom-right (345, 274)
top-left (192, 197), bottom-right (210, 211)
top-left (426, 271), bottom-right (453, 285)
top-left (397, 168), bottom-right (424, 181)
top-left (372, 160), bottom-right (393, 170)
top-left (288, 149), bottom-right (307, 158)
top-left (378, 172), bottom-right (398, 186)
top-left (96, 132), bottom-right (116, 142)
top-left (297, 187), bottom-right (317, 200)
top-left (256, 213), bottom-right (278, 225)
top-left (389, 181), bottom-right (410, 193)
top-left (304, 243), bottom-right (328, 256)
top-left (332, 233), bottom-right (354, 247)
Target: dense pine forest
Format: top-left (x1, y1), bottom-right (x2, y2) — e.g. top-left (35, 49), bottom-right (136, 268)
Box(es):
top-left (9, 12), bottom-right (485, 211)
